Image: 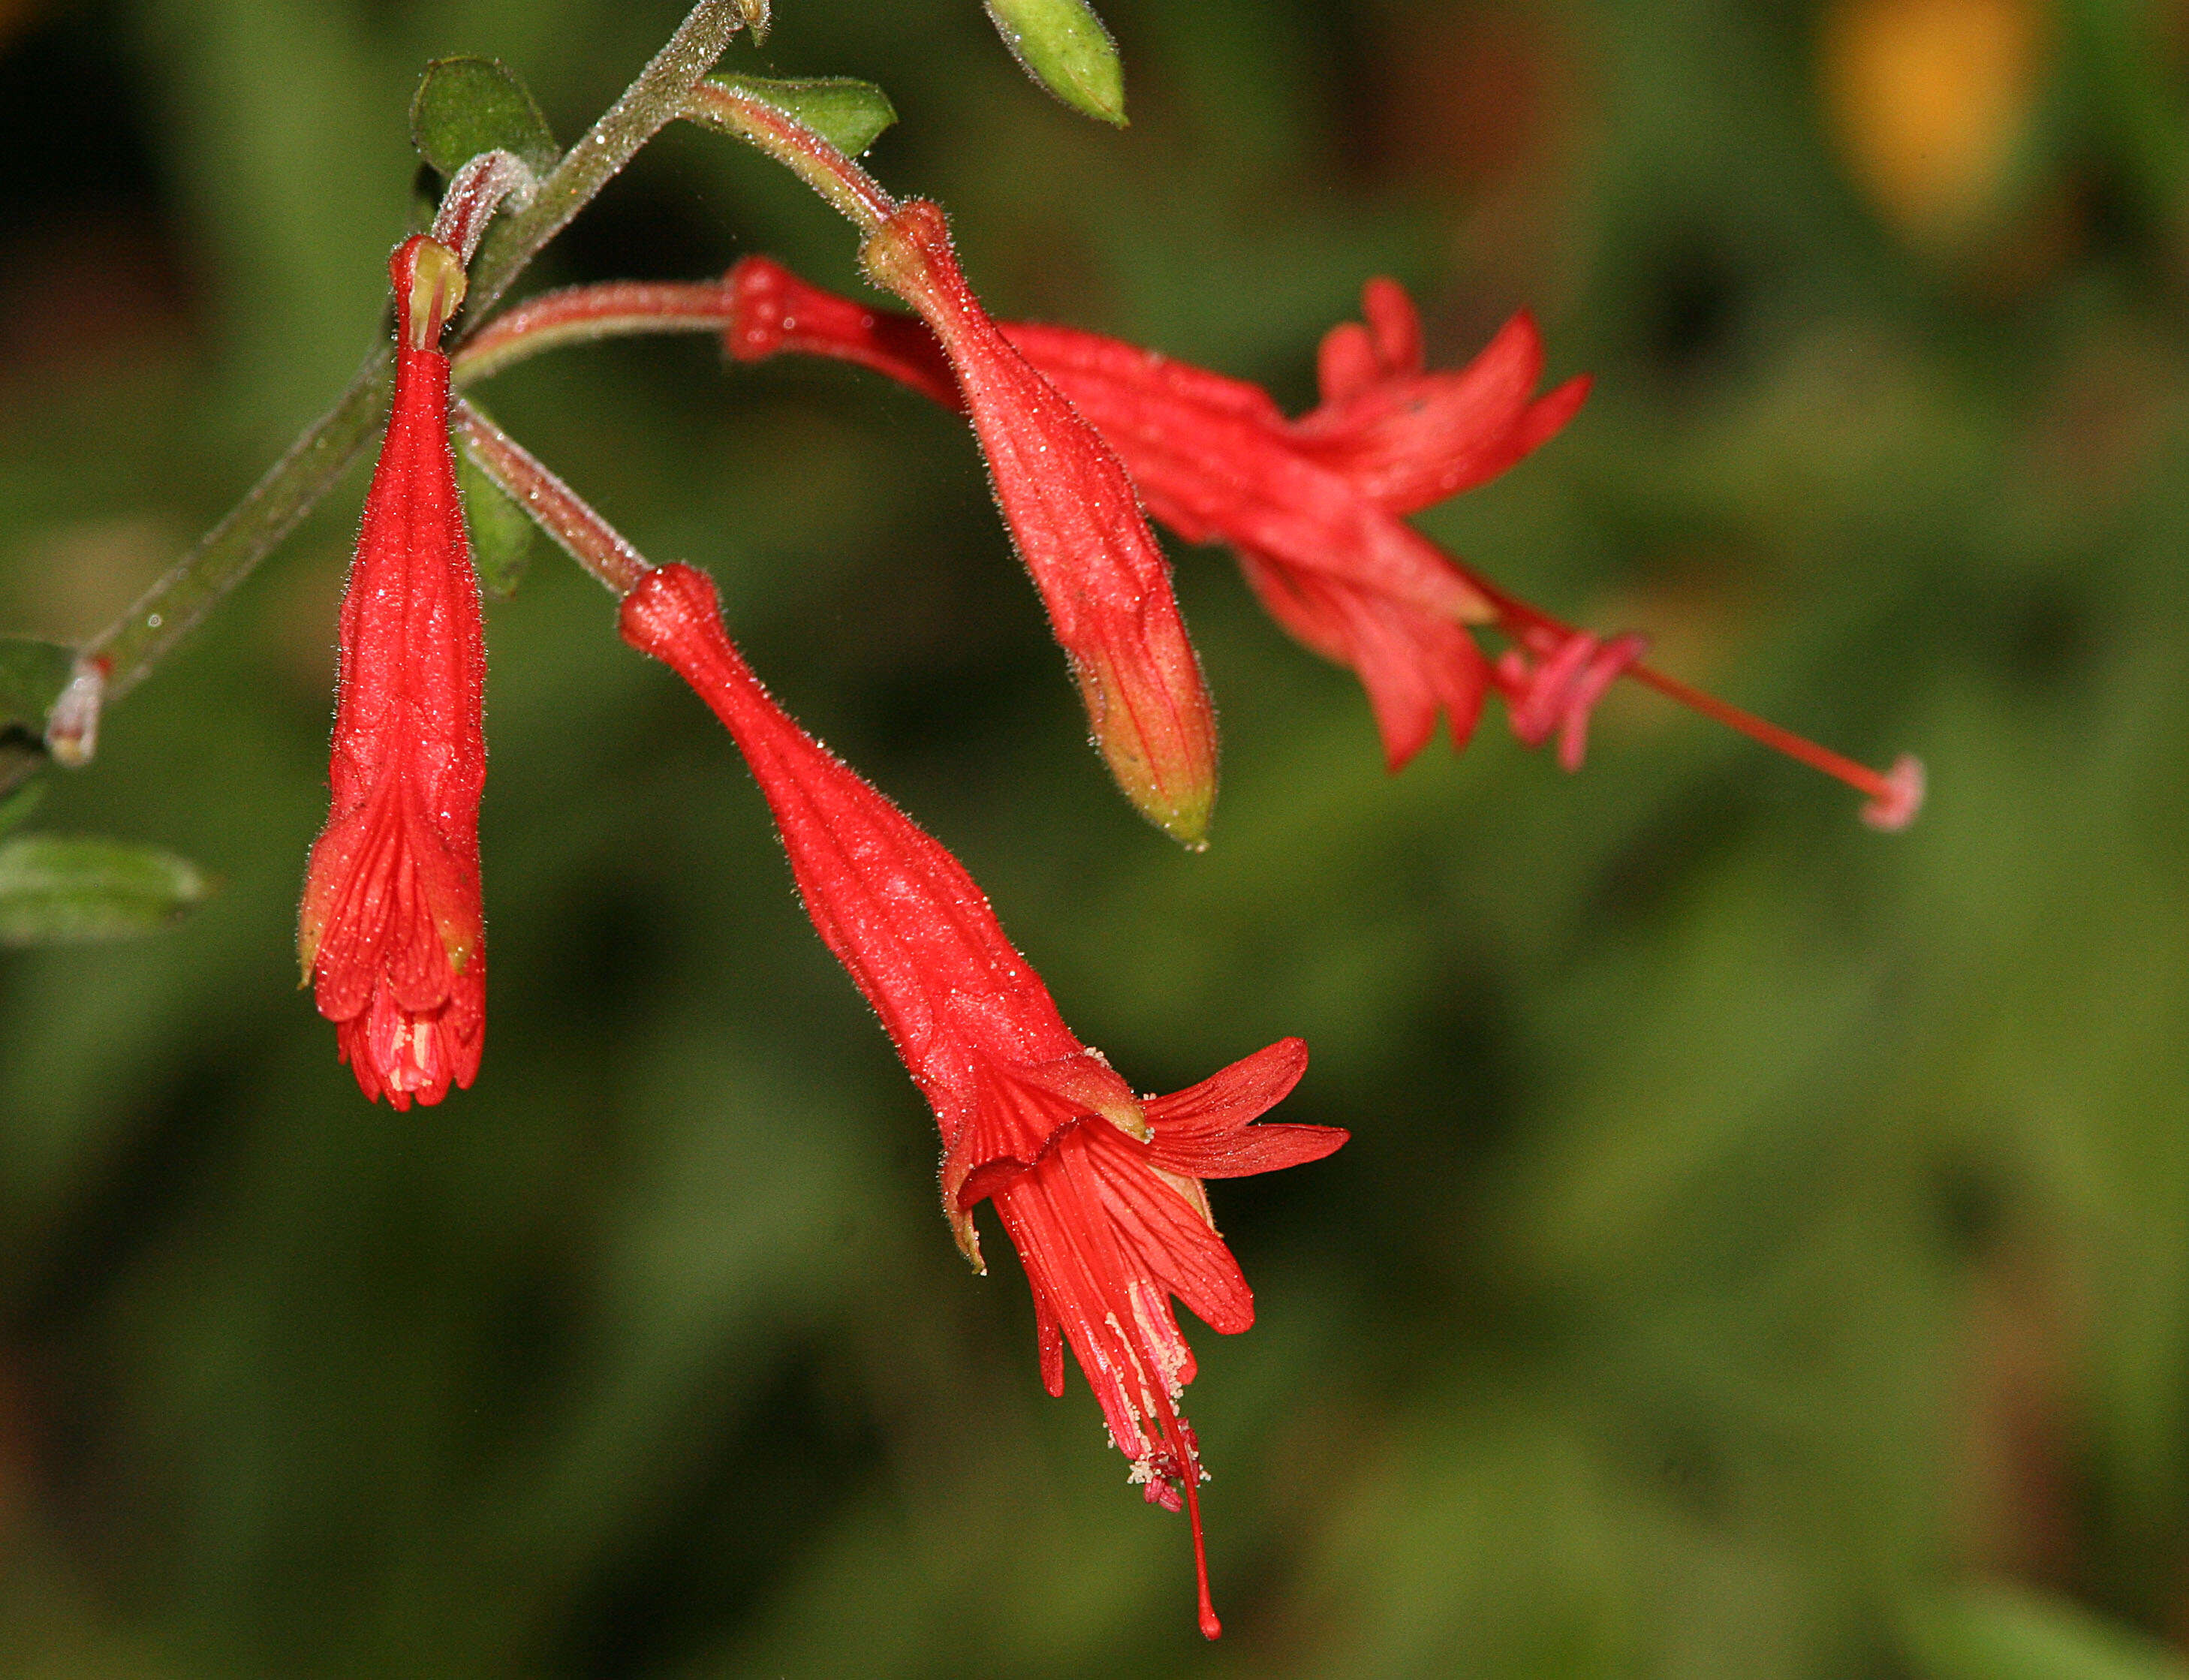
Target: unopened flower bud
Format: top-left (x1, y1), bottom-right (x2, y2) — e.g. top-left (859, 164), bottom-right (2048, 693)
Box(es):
top-left (861, 200), bottom-right (1220, 845)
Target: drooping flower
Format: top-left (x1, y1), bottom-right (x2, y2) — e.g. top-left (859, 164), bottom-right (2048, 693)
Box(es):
top-left (720, 257), bottom-right (1923, 826)
top-left (856, 200), bottom-right (1221, 848)
top-left (297, 234), bottom-right (487, 1107)
top-left (619, 561), bottom-right (1346, 1637)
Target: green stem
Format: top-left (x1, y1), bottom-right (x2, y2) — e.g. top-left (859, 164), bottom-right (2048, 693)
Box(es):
top-left (88, 344), bottom-right (396, 711)
top-left (13, 1), bottom-right (750, 796)
top-left (461, 0), bottom-right (749, 329)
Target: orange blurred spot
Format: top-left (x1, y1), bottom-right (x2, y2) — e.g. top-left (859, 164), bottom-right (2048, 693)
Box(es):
top-left (1820, 0), bottom-right (2047, 244)
top-left (0, 0), bottom-right (45, 53)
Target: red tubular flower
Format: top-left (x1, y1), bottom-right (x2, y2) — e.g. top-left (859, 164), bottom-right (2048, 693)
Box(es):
top-left (855, 201), bottom-right (1221, 848)
top-left (619, 561), bottom-right (1347, 1638)
top-left (721, 258), bottom-right (1924, 826)
top-left (297, 235), bottom-right (487, 1107)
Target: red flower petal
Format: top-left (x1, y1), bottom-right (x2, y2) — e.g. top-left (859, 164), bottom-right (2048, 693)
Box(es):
top-left (860, 203), bottom-right (1220, 845)
top-left (298, 235), bottom-right (486, 1108)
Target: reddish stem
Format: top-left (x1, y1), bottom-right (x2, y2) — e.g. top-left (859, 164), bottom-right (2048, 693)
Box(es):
top-left (444, 276), bottom-right (1923, 827)
top-left (430, 150), bottom-right (539, 266)
top-left (454, 281), bottom-right (733, 385)
top-left (450, 401), bottom-right (652, 595)
top-left (681, 81), bottom-right (898, 231)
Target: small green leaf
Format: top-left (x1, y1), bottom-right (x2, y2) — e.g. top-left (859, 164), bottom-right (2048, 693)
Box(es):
top-left (0, 637), bottom-right (76, 736)
top-left (0, 835), bottom-right (215, 944)
top-left (0, 782), bottom-right (44, 839)
top-left (1905, 1583), bottom-right (2189, 1680)
top-left (983, 0), bottom-right (1126, 126)
top-left (459, 432), bottom-right (534, 600)
top-left (410, 57), bottom-right (561, 179)
top-left (701, 74), bottom-right (899, 157)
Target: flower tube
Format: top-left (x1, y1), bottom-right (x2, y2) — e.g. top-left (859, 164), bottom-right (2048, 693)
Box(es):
top-left (297, 236), bottom-right (488, 1106)
top-left (619, 560), bottom-right (1346, 1636)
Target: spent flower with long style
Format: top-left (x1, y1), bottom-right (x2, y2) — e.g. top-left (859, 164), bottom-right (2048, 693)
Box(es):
top-left (709, 257), bottom-right (1923, 826)
top-left (617, 560), bottom-right (1346, 1639)
top-left (297, 235), bottom-right (487, 1107)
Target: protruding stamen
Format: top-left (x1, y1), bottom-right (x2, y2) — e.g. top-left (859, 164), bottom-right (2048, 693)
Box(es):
top-left (1495, 629), bottom-right (1649, 771)
top-left (1555, 632), bottom-right (1649, 772)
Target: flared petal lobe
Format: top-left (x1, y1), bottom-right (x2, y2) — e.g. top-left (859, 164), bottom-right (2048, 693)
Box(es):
top-left (715, 259), bottom-right (1923, 818)
top-left (619, 565), bottom-right (1346, 1636)
top-left (298, 236), bottom-right (486, 1109)
top-left (719, 259), bottom-right (1573, 772)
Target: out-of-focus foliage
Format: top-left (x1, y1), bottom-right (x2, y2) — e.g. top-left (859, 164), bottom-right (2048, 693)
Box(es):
top-left (1, 0), bottom-right (2186, 1675)
top-left (0, 832), bottom-right (212, 944)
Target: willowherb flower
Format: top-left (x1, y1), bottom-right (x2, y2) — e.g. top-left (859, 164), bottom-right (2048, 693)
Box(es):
top-left (297, 235), bottom-right (487, 1107)
top-left (856, 200), bottom-right (1221, 847)
top-left (721, 257), bottom-right (1923, 826)
top-left (619, 560), bottom-right (1347, 1637)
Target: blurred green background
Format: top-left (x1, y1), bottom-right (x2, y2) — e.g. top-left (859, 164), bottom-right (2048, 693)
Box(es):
top-left (2, 0), bottom-right (2187, 1674)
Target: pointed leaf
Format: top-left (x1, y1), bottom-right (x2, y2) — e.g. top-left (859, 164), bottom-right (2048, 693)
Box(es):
top-left (0, 835), bottom-right (215, 944)
top-left (410, 57), bottom-right (561, 179)
top-left (0, 637), bottom-right (75, 736)
top-left (983, 0), bottom-right (1127, 125)
top-left (458, 427), bottom-right (533, 599)
top-left (1905, 1584), bottom-right (2189, 1680)
top-left (700, 74), bottom-right (898, 157)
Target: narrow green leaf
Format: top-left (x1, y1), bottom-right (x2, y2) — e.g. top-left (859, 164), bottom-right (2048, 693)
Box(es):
top-left (1905, 1584), bottom-right (2189, 1680)
top-left (459, 430), bottom-right (534, 601)
top-left (0, 637), bottom-right (76, 736)
top-left (0, 835), bottom-right (215, 944)
top-left (983, 0), bottom-right (1127, 126)
top-left (700, 74), bottom-right (898, 157)
top-left (410, 57), bottom-right (562, 179)
top-left (0, 782), bottom-right (42, 838)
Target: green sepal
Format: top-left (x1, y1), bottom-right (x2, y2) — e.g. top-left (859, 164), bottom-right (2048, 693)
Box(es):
top-left (457, 414), bottom-right (534, 600)
top-left (983, 0), bottom-right (1126, 126)
top-left (0, 637), bottom-right (77, 737)
top-left (0, 835), bottom-right (215, 944)
top-left (699, 74), bottom-right (899, 157)
top-left (410, 57), bottom-right (562, 179)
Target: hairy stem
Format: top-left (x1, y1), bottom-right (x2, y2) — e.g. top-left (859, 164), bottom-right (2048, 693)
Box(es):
top-left (680, 80), bottom-right (899, 232)
top-left (87, 346), bottom-right (397, 713)
top-left (462, 0), bottom-right (748, 327)
top-left (453, 281), bottom-right (734, 385)
top-left (453, 401), bottom-right (652, 595)
top-left (22, 1), bottom-right (749, 791)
